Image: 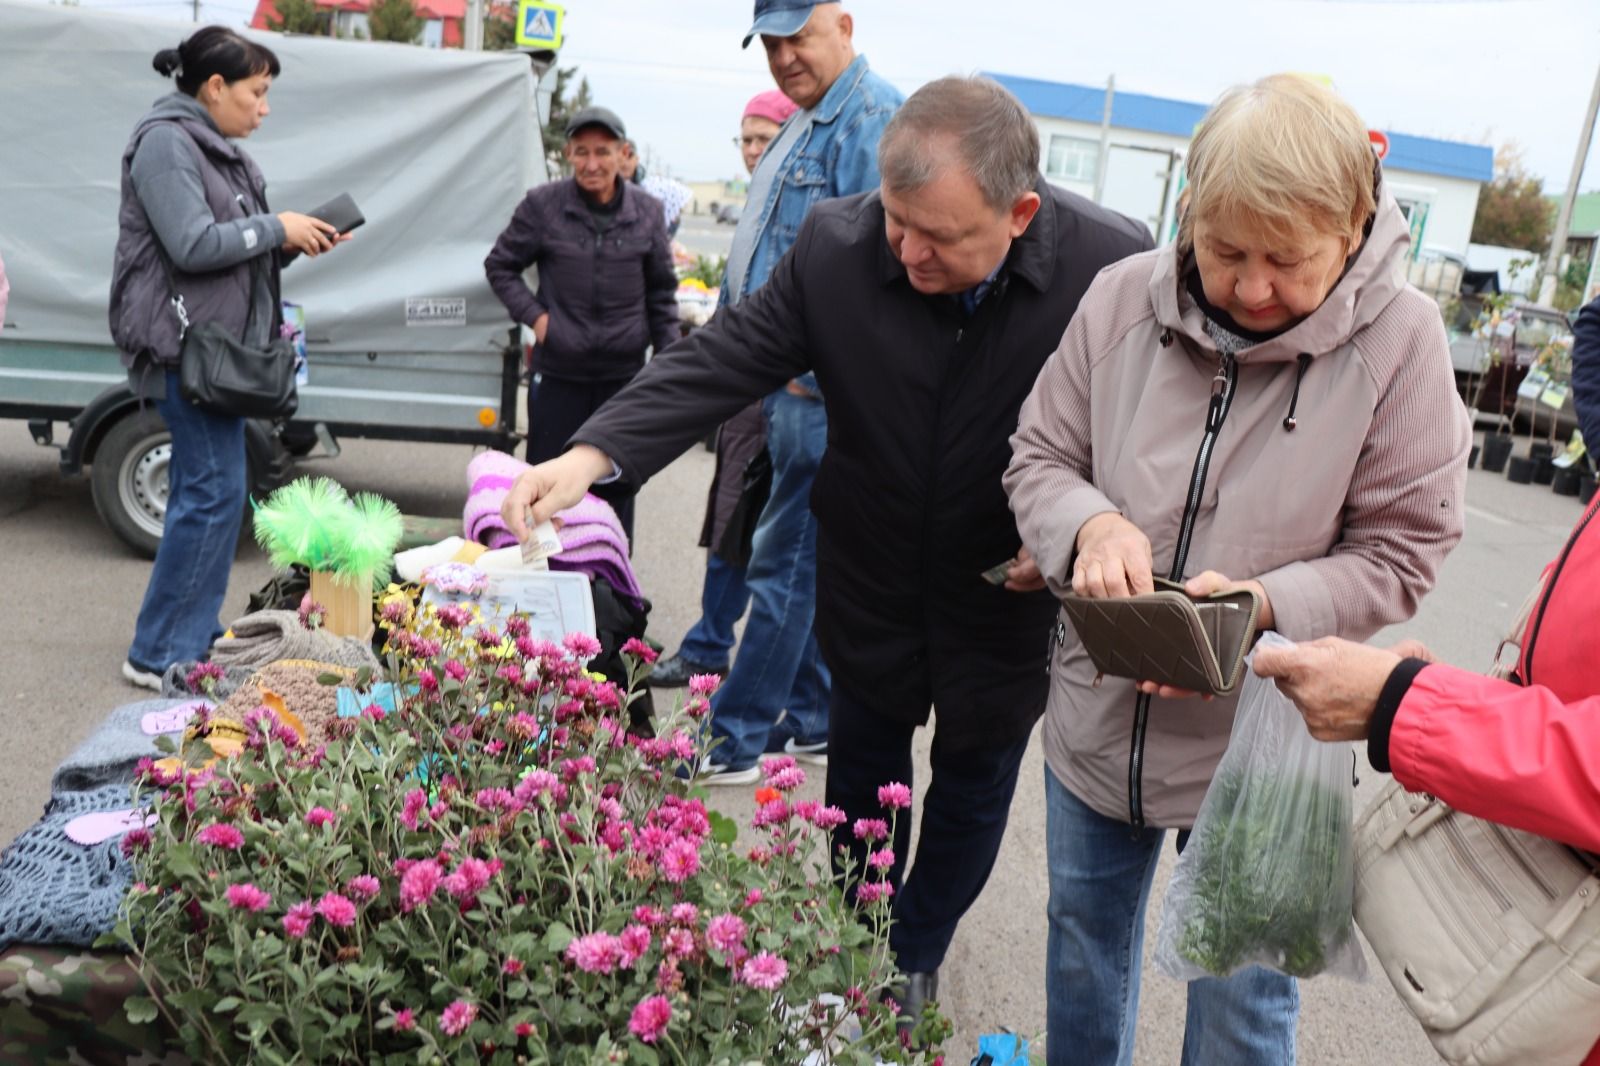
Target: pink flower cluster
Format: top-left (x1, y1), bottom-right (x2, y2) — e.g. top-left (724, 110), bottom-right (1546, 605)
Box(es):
top-left (564, 925), bottom-right (652, 974)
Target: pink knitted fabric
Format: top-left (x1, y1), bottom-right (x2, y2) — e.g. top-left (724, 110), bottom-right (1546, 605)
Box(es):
top-left (462, 452), bottom-right (644, 605)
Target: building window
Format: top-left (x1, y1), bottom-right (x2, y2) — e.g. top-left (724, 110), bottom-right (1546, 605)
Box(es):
top-left (1046, 135), bottom-right (1099, 184)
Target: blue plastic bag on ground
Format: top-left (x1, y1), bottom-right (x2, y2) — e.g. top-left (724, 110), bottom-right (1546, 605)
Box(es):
top-left (972, 1032), bottom-right (1031, 1066)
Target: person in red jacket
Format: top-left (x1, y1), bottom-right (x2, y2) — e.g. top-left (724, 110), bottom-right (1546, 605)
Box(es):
top-left (1254, 491), bottom-right (1600, 1066)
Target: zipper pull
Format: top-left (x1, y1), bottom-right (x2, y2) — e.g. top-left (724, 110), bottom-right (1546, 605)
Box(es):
top-left (1206, 355), bottom-right (1234, 432)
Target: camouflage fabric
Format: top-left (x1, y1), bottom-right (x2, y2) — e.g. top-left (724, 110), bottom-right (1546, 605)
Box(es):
top-left (0, 946), bottom-right (188, 1065)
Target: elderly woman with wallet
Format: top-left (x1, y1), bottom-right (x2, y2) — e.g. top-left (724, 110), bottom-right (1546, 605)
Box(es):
top-left (1004, 74), bottom-right (1471, 1066)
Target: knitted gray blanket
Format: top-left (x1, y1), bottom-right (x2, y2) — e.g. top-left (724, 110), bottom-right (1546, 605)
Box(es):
top-left (209, 610), bottom-right (378, 672)
top-left (0, 784), bottom-right (142, 950)
top-left (50, 698), bottom-right (204, 795)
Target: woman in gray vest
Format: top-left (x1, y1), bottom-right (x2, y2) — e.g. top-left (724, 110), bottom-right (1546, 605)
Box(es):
top-left (110, 27), bottom-right (344, 689)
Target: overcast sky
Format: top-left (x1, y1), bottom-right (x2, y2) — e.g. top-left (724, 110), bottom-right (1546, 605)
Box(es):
top-left (54, 0), bottom-right (1600, 191)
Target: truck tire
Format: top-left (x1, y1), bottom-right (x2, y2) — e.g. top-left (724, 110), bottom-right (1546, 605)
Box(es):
top-left (90, 407), bottom-right (172, 558)
top-left (89, 409), bottom-right (292, 558)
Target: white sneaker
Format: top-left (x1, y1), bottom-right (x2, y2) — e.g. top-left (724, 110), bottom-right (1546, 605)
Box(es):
top-left (783, 737), bottom-right (828, 766)
top-left (697, 757), bottom-right (761, 787)
top-left (122, 661), bottom-right (163, 692)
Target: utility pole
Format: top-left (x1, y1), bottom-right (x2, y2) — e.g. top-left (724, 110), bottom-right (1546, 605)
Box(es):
top-left (1092, 74), bottom-right (1115, 205)
top-left (191, 0), bottom-right (199, 21)
top-left (463, 0), bottom-right (483, 49)
top-left (1538, 59), bottom-right (1600, 306)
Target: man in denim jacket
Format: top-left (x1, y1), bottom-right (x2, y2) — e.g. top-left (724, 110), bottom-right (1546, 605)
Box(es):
top-left (653, 1), bottom-right (902, 785)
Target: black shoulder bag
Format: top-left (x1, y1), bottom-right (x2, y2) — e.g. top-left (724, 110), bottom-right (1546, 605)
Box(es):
top-left (144, 185), bottom-right (299, 419)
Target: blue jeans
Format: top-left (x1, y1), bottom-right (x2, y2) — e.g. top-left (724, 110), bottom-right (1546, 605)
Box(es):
top-left (127, 373), bottom-right (248, 672)
top-left (705, 390), bottom-right (830, 768)
top-left (1045, 768), bottom-right (1299, 1066)
top-left (674, 555), bottom-right (749, 669)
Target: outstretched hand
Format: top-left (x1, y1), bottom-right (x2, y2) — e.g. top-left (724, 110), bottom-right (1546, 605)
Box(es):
top-left (500, 445), bottom-right (615, 541)
top-left (1252, 636), bottom-right (1434, 741)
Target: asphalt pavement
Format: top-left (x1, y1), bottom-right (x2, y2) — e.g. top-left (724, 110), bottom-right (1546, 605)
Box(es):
top-left (0, 417), bottom-right (1584, 1063)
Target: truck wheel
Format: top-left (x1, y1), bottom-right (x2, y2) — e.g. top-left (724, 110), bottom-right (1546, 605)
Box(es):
top-left (90, 408), bottom-right (171, 558)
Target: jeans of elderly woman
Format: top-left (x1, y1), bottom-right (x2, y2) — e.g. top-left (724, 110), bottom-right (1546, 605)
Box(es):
top-left (1046, 770), bottom-right (1299, 1066)
top-left (127, 372), bottom-right (248, 673)
top-left (704, 389), bottom-right (831, 768)
top-left (675, 556), bottom-right (749, 670)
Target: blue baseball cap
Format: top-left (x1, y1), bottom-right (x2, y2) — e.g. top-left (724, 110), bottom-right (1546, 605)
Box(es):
top-left (742, 0), bottom-right (838, 49)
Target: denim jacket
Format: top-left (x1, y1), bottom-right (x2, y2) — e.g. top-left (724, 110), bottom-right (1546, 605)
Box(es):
top-left (730, 55), bottom-right (902, 393)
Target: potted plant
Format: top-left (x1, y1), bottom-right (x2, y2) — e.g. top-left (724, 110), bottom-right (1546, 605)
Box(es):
top-left (112, 603), bottom-right (947, 1063)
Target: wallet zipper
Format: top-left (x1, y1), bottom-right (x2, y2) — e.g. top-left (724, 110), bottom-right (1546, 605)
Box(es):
top-left (1128, 352), bottom-right (1237, 832)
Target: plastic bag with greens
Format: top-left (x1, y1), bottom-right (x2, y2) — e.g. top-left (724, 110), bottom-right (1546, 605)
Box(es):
top-left (1154, 632), bottom-right (1367, 982)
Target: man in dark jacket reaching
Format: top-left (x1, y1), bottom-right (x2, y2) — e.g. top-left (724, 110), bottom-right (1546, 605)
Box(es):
top-left (499, 77), bottom-right (1152, 1024)
top-left (485, 105), bottom-right (679, 540)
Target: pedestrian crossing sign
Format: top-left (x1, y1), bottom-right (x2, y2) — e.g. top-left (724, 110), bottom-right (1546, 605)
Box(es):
top-left (515, 0), bottom-right (563, 48)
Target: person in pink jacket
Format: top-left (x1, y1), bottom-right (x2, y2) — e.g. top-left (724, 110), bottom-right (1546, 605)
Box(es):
top-left (1004, 74), bottom-right (1471, 1066)
top-left (1256, 491), bottom-right (1600, 1066)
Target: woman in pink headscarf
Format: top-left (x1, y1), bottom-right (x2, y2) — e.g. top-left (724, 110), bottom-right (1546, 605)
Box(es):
top-left (649, 88), bottom-right (798, 688)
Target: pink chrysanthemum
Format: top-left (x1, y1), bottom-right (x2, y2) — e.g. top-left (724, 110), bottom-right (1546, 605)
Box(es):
top-left (868, 848), bottom-right (896, 871)
top-left (739, 951), bottom-right (789, 991)
top-left (282, 902), bottom-right (315, 939)
top-left (658, 838), bottom-right (701, 883)
top-left (439, 998), bottom-right (477, 1036)
top-left (620, 637), bottom-right (659, 663)
top-left (766, 765), bottom-right (806, 791)
top-left (565, 932), bottom-right (621, 974)
top-left (443, 658), bottom-right (468, 682)
top-left (225, 882), bottom-right (272, 912)
top-left (305, 806), bottom-right (336, 828)
top-left (618, 924), bottom-right (652, 966)
top-left (393, 1007), bottom-right (416, 1031)
top-left (857, 881), bottom-right (895, 904)
top-left (120, 827), bottom-right (152, 858)
top-left (877, 782), bottom-right (913, 810)
top-left (562, 632), bottom-right (602, 659)
top-left (502, 956), bottom-right (524, 976)
top-left (687, 673), bottom-right (721, 697)
top-left (852, 818), bottom-right (889, 842)
top-left (629, 994), bottom-right (672, 1044)
top-left (399, 859), bottom-right (443, 912)
top-left (195, 823), bottom-right (244, 850)
top-left (706, 913), bottom-right (747, 954)
top-left (317, 892), bottom-right (357, 928)
top-left (669, 902), bottom-right (699, 925)
top-left (345, 875), bottom-right (381, 901)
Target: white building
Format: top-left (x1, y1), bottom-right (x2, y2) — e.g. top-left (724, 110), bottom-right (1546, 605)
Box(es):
top-left (985, 73), bottom-right (1493, 258)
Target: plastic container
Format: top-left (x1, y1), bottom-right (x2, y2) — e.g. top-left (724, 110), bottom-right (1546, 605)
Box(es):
top-left (1506, 456), bottom-right (1536, 484)
top-left (1552, 468), bottom-right (1582, 496)
top-left (1481, 433), bottom-right (1514, 474)
top-left (1532, 457), bottom-right (1556, 486)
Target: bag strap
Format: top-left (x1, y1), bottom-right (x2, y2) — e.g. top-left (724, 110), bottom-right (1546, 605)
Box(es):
top-left (1488, 574), bottom-right (1545, 682)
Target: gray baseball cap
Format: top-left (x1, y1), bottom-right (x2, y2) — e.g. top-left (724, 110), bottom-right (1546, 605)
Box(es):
top-left (742, 0), bottom-right (839, 49)
top-left (565, 106), bottom-right (626, 140)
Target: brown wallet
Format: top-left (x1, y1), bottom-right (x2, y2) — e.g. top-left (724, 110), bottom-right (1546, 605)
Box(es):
top-left (1060, 578), bottom-right (1262, 696)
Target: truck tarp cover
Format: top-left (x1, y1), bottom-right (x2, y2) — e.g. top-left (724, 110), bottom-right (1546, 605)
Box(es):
top-left (0, 0), bottom-right (543, 354)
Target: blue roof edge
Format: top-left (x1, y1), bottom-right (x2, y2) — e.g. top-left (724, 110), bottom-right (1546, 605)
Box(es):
top-left (982, 71), bottom-right (1494, 184)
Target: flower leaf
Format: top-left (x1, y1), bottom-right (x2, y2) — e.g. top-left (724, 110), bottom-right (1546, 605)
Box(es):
top-left (124, 995), bottom-right (159, 1025)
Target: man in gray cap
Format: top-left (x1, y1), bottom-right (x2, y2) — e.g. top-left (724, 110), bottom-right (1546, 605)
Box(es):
top-left (647, 0), bottom-right (900, 812)
top-left (484, 105), bottom-right (678, 540)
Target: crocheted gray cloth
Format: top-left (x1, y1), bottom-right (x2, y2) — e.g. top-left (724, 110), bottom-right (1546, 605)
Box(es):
top-left (50, 699), bottom-right (204, 795)
top-left (209, 610), bottom-right (378, 672)
top-left (160, 661), bottom-right (257, 702)
top-left (0, 784), bottom-right (142, 950)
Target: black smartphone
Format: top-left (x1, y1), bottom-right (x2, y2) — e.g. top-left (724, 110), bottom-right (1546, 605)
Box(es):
top-left (306, 192), bottom-right (365, 235)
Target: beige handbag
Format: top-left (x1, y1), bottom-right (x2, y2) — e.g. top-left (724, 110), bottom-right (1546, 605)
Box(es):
top-left (1353, 579), bottom-right (1600, 1066)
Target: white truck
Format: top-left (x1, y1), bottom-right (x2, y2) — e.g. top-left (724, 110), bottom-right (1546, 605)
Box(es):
top-left (0, 1), bottom-right (549, 553)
